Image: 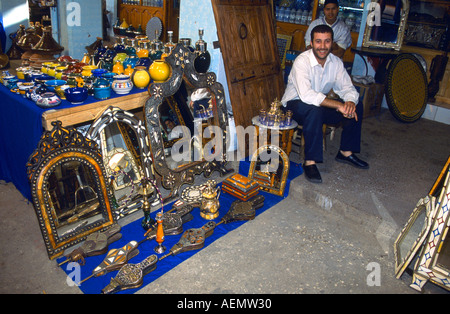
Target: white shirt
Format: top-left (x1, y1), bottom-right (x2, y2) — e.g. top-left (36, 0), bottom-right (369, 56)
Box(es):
top-left (281, 49), bottom-right (359, 107)
top-left (305, 17), bottom-right (352, 50)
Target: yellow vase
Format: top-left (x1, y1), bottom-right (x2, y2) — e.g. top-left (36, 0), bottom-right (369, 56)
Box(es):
top-left (131, 66), bottom-right (151, 89)
top-left (149, 60), bottom-right (171, 83)
top-left (124, 64), bottom-right (134, 76)
top-left (112, 60), bottom-right (124, 75)
top-left (81, 53), bottom-right (91, 64)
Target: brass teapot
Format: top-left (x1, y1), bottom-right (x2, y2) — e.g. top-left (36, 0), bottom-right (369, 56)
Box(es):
top-left (200, 180), bottom-right (220, 220)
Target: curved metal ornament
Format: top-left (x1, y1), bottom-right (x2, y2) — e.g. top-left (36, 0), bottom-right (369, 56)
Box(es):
top-left (144, 43), bottom-right (232, 202)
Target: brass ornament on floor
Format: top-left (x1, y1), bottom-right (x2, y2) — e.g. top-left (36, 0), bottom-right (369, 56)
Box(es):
top-left (98, 195), bottom-right (266, 293)
top-left (79, 240), bottom-right (140, 285)
top-left (200, 180), bottom-right (220, 220)
top-left (57, 224), bottom-right (122, 266)
top-left (102, 254), bottom-right (158, 294)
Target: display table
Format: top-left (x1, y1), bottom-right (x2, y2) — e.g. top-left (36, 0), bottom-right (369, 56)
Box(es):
top-left (0, 82), bottom-right (148, 201)
top-left (251, 116), bottom-right (298, 156)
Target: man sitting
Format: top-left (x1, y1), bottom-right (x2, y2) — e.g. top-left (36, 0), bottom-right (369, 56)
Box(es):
top-left (281, 24), bottom-right (369, 183)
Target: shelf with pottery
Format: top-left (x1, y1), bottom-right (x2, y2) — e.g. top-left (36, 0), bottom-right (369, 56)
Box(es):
top-left (41, 58), bottom-right (171, 130)
top-left (41, 89), bottom-right (149, 131)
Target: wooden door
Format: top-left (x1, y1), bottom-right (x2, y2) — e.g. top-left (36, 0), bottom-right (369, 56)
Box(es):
top-left (212, 0), bottom-right (285, 131)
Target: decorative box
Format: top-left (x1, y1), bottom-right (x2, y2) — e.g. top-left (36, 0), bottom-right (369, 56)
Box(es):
top-left (222, 173), bottom-right (260, 201)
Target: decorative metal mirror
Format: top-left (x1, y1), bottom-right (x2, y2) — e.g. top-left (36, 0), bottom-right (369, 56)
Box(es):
top-left (362, 0), bottom-right (410, 50)
top-left (145, 43), bottom-right (232, 202)
top-left (26, 121), bottom-right (117, 260)
top-left (86, 106), bottom-right (156, 218)
top-left (248, 145), bottom-right (290, 197)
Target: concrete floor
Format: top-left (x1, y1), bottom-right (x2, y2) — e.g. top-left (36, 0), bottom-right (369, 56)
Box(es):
top-left (1, 109), bottom-right (449, 294)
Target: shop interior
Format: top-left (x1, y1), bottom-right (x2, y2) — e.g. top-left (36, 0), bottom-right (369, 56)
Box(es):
top-left (0, 0), bottom-right (449, 294)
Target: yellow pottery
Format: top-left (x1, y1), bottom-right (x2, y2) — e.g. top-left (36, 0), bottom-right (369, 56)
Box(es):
top-left (47, 63), bottom-right (60, 77)
top-left (55, 66), bottom-right (67, 80)
top-left (124, 64), bottom-right (134, 76)
top-left (120, 18), bottom-right (128, 29)
top-left (81, 53), bottom-right (91, 64)
top-left (131, 66), bottom-right (151, 89)
top-left (81, 65), bottom-right (97, 77)
top-left (41, 62), bottom-right (53, 74)
top-left (112, 60), bottom-right (124, 75)
top-left (149, 60), bottom-right (170, 83)
top-left (16, 66), bottom-right (31, 80)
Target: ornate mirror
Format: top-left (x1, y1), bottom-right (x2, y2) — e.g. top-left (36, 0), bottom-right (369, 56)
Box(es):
top-left (248, 145), bottom-right (290, 197)
top-left (410, 159), bottom-right (450, 292)
top-left (393, 195), bottom-right (435, 279)
top-left (86, 106), bottom-right (156, 218)
top-left (27, 121), bottom-right (117, 260)
top-left (145, 43), bottom-right (232, 202)
top-left (362, 0), bottom-right (410, 50)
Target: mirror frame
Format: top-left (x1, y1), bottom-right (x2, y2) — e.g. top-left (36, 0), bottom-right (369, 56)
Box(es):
top-left (145, 43), bottom-right (232, 202)
top-left (27, 121), bottom-right (117, 260)
top-left (362, 0), bottom-right (410, 51)
top-left (410, 162), bottom-right (450, 292)
top-left (248, 145), bottom-right (290, 197)
top-left (393, 195), bottom-right (435, 279)
top-left (87, 106), bottom-right (153, 179)
top-left (86, 106), bottom-right (156, 218)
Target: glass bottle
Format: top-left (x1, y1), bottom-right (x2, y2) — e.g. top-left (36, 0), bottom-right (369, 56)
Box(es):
top-left (164, 30), bottom-right (176, 55)
top-left (194, 28), bottom-right (211, 73)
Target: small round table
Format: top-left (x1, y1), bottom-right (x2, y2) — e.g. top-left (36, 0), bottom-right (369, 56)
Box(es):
top-left (251, 116), bottom-right (298, 156)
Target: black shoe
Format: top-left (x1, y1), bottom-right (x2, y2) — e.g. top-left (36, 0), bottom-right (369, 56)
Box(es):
top-left (303, 164), bottom-right (322, 183)
top-left (335, 151), bottom-right (369, 169)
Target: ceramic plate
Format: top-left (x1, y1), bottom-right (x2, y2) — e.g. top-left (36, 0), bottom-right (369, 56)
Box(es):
top-left (146, 17), bottom-right (163, 41)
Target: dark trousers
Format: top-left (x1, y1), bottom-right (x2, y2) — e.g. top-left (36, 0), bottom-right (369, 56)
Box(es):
top-left (286, 99), bottom-right (363, 163)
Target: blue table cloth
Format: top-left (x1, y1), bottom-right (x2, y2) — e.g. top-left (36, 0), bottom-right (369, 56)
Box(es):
top-left (0, 82), bottom-right (145, 201)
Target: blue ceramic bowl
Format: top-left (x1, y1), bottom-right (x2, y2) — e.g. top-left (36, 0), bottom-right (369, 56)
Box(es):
top-left (45, 79), bottom-right (67, 92)
top-left (65, 87), bottom-right (88, 104)
top-left (33, 74), bottom-right (54, 84)
top-left (91, 68), bottom-right (108, 78)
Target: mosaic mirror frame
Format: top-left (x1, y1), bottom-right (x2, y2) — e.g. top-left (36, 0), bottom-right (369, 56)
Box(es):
top-left (393, 195), bottom-right (435, 279)
top-left (26, 121), bottom-right (117, 260)
top-left (144, 43), bottom-right (232, 202)
top-left (410, 159), bottom-right (450, 292)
